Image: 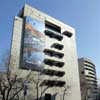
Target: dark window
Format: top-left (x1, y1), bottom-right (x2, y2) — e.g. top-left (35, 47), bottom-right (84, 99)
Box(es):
top-left (41, 80), bottom-right (66, 87)
top-left (84, 63), bottom-right (95, 70)
top-left (81, 71), bottom-right (84, 74)
top-left (85, 68), bottom-right (96, 73)
top-left (45, 94), bottom-right (51, 100)
top-left (51, 43), bottom-right (64, 50)
top-left (86, 75), bottom-right (96, 80)
top-left (44, 49), bottom-right (64, 58)
top-left (84, 61), bottom-right (95, 67)
top-left (86, 79), bottom-right (97, 83)
top-left (45, 21), bottom-right (61, 33)
top-left (62, 31), bottom-right (73, 38)
top-left (55, 71), bottom-right (65, 77)
top-left (45, 30), bottom-right (63, 41)
top-left (89, 72), bottom-right (95, 76)
top-left (44, 59), bottom-right (64, 67)
top-left (42, 69), bottom-right (65, 77)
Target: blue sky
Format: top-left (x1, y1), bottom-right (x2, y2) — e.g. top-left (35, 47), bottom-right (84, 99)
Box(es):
top-left (0, 0), bottom-right (100, 78)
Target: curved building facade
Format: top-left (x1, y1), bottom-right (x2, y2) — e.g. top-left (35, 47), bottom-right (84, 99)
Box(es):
top-left (78, 58), bottom-right (97, 100)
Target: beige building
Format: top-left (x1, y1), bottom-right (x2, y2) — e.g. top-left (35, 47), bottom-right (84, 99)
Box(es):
top-left (10, 4), bottom-right (81, 100)
top-left (78, 58), bottom-right (97, 100)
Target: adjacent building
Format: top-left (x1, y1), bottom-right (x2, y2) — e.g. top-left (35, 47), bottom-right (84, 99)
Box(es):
top-left (78, 58), bottom-right (97, 100)
top-left (9, 4), bottom-right (81, 100)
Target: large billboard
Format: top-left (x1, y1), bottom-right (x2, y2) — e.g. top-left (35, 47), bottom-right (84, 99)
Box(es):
top-left (22, 16), bottom-right (45, 71)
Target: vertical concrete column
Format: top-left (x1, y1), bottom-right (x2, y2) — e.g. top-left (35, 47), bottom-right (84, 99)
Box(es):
top-left (10, 17), bottom-right (23, 73)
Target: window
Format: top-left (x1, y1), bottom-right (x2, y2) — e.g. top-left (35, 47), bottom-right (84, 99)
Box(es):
top-left (86, 75), bottom-right (96, 80)
top-left (84, 63), bottom-right (95, 70)
top-left (44, 49), bottom-right (64, 58)
top-left (81, 71), bottom-right (84, 74)
top-left (45, 30), bottom-right (63, 41)
top-left (45, 21), bottom-right (61, 33)
top-left (42, 69), bottom-right (65, 77)
top-left (45, 94), bottom-right (51, 100)
top-left (62, 31), bottom-right (73, 38)
top-left (89, 72), bottom-right (95, 76)
top-left (51, 43), bottom-right (64, 50)
top-left (44, 59), bottom-right (64, 67)
top-left (85, 68), bottom-right (96, 73)
top-left (84, 61), bottom-right (95, 67)
top-left (41, 80), bottom-right (66, 87)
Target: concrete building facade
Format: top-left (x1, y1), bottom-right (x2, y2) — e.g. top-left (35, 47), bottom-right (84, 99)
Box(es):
top-left (78, 58), bottom-right (97, 100)
top-left (10, 4), bottom-right (81, 100)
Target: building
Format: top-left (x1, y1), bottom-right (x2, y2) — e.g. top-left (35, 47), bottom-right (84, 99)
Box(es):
top-left (9, 4), bottom-right (81, 100)
top-left (78, 58), bottom-right (98, 100)
top-left (97, 82), bottom-right (100, 100)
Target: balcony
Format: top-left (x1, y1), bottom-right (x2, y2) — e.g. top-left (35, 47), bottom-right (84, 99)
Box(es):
top-left (44, 59), bottom-right (64, 68)
top-left (45, 30), bottom-right (63, 41)
top-left (45, 21), bottom-right (61, 33)
top-left (40, 80), bottom-right (66, 87)
top-left (62, 31), bottom-right (73, 38)
top-left (44, 49), bottom-right (64, 58)
top-left (85, 67), bottom-right (96, 73)
top-left (85, 75), bottom-right (97, 80)
top-left (42, 69), bottom-right (65, 77)
top-left (84, 60), bottom-right (95, 67)
top-left (51, 43), bottom-right (64, 50)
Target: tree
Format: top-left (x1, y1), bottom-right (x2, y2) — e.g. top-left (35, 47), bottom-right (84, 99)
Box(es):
top-left (27, 71), bottom-right (71, 100)
top-left (0, 52), bottom-right (31, 100)
top-left (0, 51), bottom-right (50, 100)
top-left (26, 71), bottom-right (50, 100)
top-left (0, 71), bottom-right (24, 100)
top-left (0, 51), bottom-right (71, 100)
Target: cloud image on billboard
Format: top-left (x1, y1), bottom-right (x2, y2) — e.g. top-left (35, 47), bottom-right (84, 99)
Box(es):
top-left (22, 16), bottom-right (45, 71)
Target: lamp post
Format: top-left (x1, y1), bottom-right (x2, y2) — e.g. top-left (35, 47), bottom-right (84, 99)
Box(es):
top-left (37, 71), bottom-right (41, 100)
top-left (23, 80), bottom-right (29, 100)
top-left (36, 68), bottom-right (44, 100)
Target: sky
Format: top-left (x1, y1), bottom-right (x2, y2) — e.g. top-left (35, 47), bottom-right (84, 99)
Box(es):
top-left (0, 0), bottom-right (100, 79)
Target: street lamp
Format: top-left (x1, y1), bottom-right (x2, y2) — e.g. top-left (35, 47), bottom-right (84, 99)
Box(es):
top-left (23, 80), bottom-right (30, 100)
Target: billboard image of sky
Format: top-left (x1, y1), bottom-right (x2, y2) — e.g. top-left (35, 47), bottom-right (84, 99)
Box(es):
top-left (22, 16), bottom-right (45, 71)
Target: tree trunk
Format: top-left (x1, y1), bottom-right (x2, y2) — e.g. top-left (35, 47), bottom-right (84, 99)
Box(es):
top-left (2, 94), bottom-right (5, 100)
top-left (37, 84), bottom-right (39, 100)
